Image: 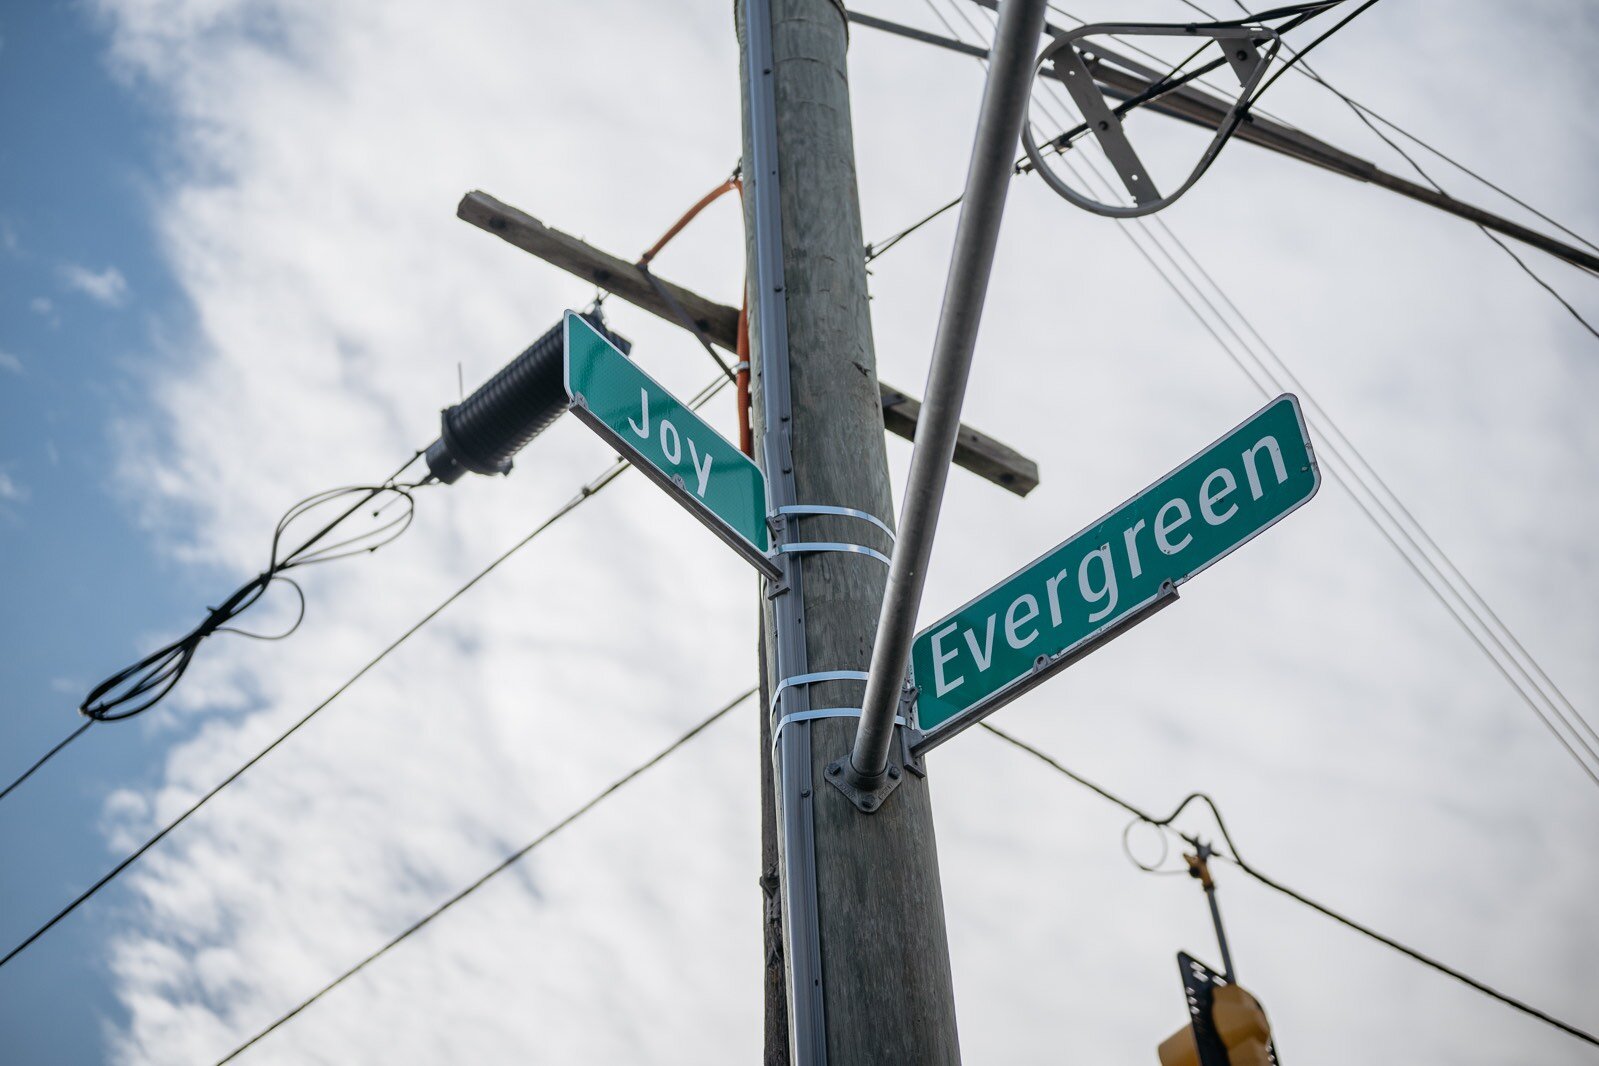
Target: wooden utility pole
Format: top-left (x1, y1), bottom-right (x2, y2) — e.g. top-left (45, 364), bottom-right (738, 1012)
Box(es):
top-left (738, 0), bottom-right (961, 1062)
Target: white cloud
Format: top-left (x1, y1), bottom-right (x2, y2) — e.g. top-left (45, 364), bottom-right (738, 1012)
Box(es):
top-left (62, 262), bottom-right (130, 307)
top-left (29, 296), bottom-right (53, 316)
top-left (47, 1), bottom-right (1599, 1064)
top-left (0, 468), bottom-right (28, 503)
top-left (0, 349), bottom-right (21, 375)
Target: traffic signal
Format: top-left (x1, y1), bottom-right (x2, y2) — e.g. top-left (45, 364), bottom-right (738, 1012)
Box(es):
top-left (1158, 952), bottom-right (1277, 1066)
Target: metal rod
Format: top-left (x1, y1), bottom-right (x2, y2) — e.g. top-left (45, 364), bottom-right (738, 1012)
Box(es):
top-left (743, 0), bottom-right (828, 1059)
top-left (848, 0), bottom-right (1049, 789)
top-left (850, 6), bottom-right (1599, 275)
top-left (1206, 882), bottom-right (1236, 982)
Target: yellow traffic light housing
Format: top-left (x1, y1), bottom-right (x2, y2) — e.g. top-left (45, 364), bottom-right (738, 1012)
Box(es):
top-left (1211, 983), bottom-right (1272, 1066)
top-left (1158, 953), bottom-right (1278, 1066)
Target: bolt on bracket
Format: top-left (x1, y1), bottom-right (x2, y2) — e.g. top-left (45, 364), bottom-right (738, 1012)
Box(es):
top-left (823, 753), bottom-right (905, 813)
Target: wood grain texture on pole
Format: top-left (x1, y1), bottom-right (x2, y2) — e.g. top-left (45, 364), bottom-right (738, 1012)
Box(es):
top-left (739, 0), bottom-right (961, 1061)
top-left (457, 191), bottom-right (1040, 496)
top-left (757, 628), bottom-right (790, 1066)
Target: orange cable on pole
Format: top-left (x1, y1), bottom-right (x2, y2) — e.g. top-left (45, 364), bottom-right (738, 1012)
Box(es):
top-left (636, 176), bottom-right (755, 456)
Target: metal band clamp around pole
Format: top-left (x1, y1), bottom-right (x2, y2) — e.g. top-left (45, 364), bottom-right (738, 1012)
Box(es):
top-left (777, 542), bottom-right (893, 567)
top-left (772, 707), bottom-right (908, 755)
top-left (775, 504), bottom-right (897, 543)
top-left (770, 669), bottom-right (870, 714)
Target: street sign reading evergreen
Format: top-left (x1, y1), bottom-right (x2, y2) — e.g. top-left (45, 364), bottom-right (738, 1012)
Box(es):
top-left (911, 394), bottom-right (1319, 749)
top-left (563, 311), bottom-right (775, 577)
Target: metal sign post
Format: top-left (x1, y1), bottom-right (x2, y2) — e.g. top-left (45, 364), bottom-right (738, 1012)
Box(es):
top-left (911, 394), bottom-right (1320, 751)
top-left (842, 0), bottom-right (1051, 807)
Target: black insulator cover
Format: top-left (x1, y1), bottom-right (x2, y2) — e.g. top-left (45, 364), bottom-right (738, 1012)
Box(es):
top-left (425, 311), bottom-right (631, 484)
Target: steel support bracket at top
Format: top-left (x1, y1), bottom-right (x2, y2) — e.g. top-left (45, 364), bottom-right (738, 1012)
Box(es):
top-left (1023, 20), bottom-right (1281, 217)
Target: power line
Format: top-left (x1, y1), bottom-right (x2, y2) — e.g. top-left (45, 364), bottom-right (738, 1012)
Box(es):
top-left (1033, 0), bottom-right (1599, 283)
top-left (1201, 0), bottom-right (1599, 260)
top-left (1047, 131), bottom-right (1599, 782)
top-left (900, 0), bottom-right (1599, 788)
top-left (978, 721), bottom-right (1599, 1050)
top-left (1224, 0), bottom-right (1599, 337)
top-left (1042, 83), bottom-right (1599, 786)
top-left (213, 685), bottom-right (755, 1065)
top-left (0, 374), bottom-right (729, 971)
top-left (81, 455), bottom-right (427, 723)
top-left (0, 721), bottom-right (92, 804)
top-left (0, 462), bottom-right (427, 809)
top-left (1249, 0), bottom-right (1383, 101)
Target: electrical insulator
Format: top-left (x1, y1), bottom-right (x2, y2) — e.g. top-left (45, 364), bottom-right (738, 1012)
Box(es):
top-left (423, 309), bottom-right (631, 484)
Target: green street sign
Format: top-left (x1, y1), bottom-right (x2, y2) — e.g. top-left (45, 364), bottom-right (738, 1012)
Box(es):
top-left (910, 394), bottom-right (1319, 750)
top-left (563, 311), bottom-right (776, 578)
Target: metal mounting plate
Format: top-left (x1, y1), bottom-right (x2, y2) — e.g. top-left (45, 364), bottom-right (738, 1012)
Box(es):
top-left (823, 755), bottom-right (906, 813)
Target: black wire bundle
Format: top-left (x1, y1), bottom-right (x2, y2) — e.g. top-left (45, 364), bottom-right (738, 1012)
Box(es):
top-left (80, 462), bottom-right (425, 721)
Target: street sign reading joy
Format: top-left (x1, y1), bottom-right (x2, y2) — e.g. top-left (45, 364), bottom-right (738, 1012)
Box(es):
top-left (910, 394), bottom-right (1319, 749)
top-left (562, 311), bottom-right (775, 577)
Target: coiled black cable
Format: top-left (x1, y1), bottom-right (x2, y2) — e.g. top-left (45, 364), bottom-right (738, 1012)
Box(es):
top-left (80, 458), bottom-right (425, 721)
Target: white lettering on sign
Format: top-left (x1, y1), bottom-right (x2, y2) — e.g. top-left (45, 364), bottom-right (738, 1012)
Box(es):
top-left (686, 439), bottom-right (712, 496)
top-left (1123, 518), bottom-right (1147, 579)
top-left (1243, 436), bottom-right (1287, 500)
top-left (963, 616), bottom-right (997, 672)
top-left (1200, 468), bottom-right (1238, 525)
top-left (923, 432), bottom-right (1295, 698)
top-left (627, 388), bottom-right (651, 440)
top-left (627, 387), bottom-right (716, 499)
top-left (1004, 594), bottom-right (1040, 650)
top-left (660, 418), bottom-right (682, 465)
top-left (931, 621), bottom-right (964, 697)
top-left (1155, 498), bottom-right (1192, 555)
top-left (1078, 545), bottom-right (1118, 622)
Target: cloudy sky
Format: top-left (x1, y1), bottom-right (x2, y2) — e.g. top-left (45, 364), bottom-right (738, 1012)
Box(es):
top-left (2, 0), bottom-right (1597, 1062)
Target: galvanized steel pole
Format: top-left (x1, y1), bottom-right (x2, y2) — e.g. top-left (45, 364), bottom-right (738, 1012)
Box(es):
top-left (847, 0), bottom-right (1049, 791)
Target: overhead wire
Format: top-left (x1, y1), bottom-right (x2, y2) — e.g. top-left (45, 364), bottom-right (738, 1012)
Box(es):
top-left (1031, 0), bottom-right (1328, 141)
top-left (1247, 0), bottom-right (1383, 101)
top-left (80, 455), bottom-right (427, 723)
top-left (978, 721), bottom-right (1599, 1049)
top-left (0, 722), bottom-right (93, 804)
top-left (1046, 0), bottom-right (1599, 281)
top-left (1211, 0), bottom-right (1599, 333)
top-left (0, 372), bottom-right (734, 971)
top-left (898, 0), bottom-right (1599, 787)
top-left (1081, 0), bottom-right (1599, 262)
top-left (213, 685), bottom-right (755, 1065)
top-left (1041, 128), bottom-right (1599, 784)
top-left (6, 177), bottom-right (766, 806)
top-left (1, 458), bottom-right (429, 808)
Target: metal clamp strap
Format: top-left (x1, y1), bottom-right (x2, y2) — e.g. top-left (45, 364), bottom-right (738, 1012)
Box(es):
top-left (776, 504), bottom-right (896, 543)
top-left (771, 707), bottom-right (907, 754)
top-left (770, 669), bottom-right (869, 714)
top-left (777, 541), bottom-right (892, 566)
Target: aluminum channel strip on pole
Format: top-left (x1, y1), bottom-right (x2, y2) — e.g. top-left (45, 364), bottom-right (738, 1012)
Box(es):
top-left (743, 0), bottom-right (827, 1061)
top-left (848, 0), bottom-right (1050, 791)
